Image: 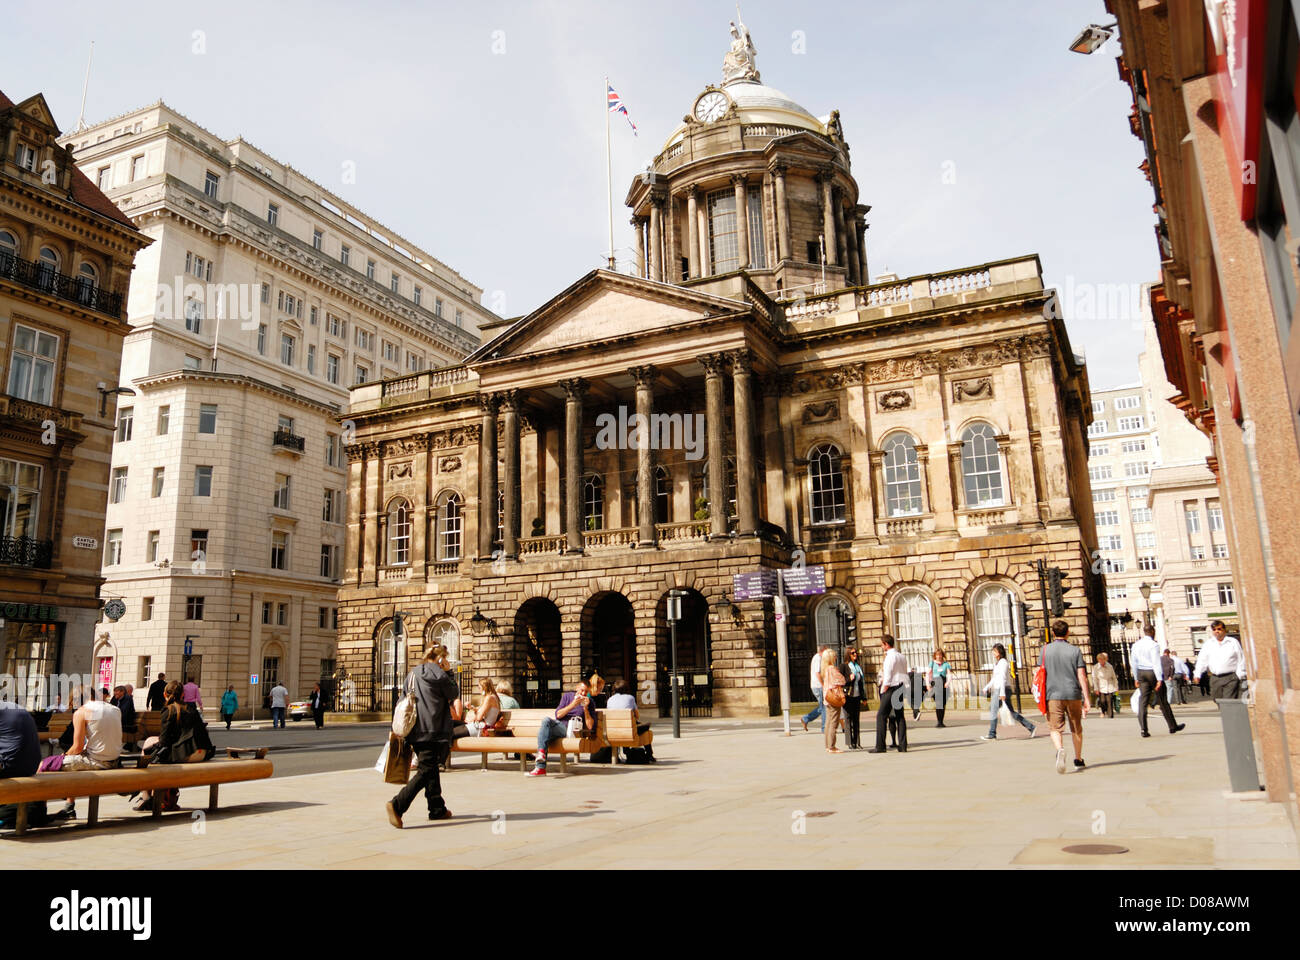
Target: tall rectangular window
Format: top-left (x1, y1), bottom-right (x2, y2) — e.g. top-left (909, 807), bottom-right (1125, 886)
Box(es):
top-left (110, 467), bottom-right (128, 503)
top-left (157, 405), bottom-right (170, 435)
top-left (0, 458), bottom-right (42, 540)
top-left (151, 467), bottom-right (165, 498)
top-left (204, 171), bottom-right (219, 199)
top-left (198, 404), bottom-right (217, 433)
top-left (320, 543), bottom-right (339, 578)
top-left (194, 466), bottom-right (213, 496)
top-left (1218, 583), bottom-right (1235, 605)
top-left (104, 529), bottom-right (123, 566)
top-left (340, 245), bottom-right (350, 267)
top-left (390, 273), bottom-right (400, 293)
top-left (280, 333), bottom-right (295, 366)
top-left (355, 365), bottom-right (368, 385)
top-left (186, 596), bottom-right (205, 620)
top-left (267, 203), bottom-right (279, 226)
top-left (97, 166), bottom-right (111, 189)
top-left (1185, 585), bottom-right (1202, 608)
top-left (706, 189), bottom-right (739, 274)
top-left (313, 228), bottom-right (323, 251)
top-left (413, 286), bottom-right (422, 307)
top-left (257, 324), bottom-right (267, 355)
top-left (116, 406), bottom-right (134, 442)
top-left (326, 354), bottom-right (340, 385)
top-left (273, 474), bottom-right (291, 510)
top-left (747, 190), bottom-right (766, 268)
top-left (1185, 506), bottom-right (1201, 534)
top-left (271, 531), bottom-right (288, 570)
top-left (1209, 504), bottom-right (1224, 532)
top-left (322, 488), bottom-right (339, 523)
top-left (146, 530), bottom-right (160, 563)
top-left (130, 155), bottom-right (144, 181)
top-left (190, 529), bottom-right (208, 559)
top-left (366, 259), bottom-right (376, 280)
top-left (142, 598), bottom-right (154, 621)
top-left (326, 434), bottom-right (340, 467)
top-left (307, 344), bottom-right (316, 374)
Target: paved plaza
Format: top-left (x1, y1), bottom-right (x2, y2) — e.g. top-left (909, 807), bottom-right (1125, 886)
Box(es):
top-left (3, 700), bottom-right (1296, 869)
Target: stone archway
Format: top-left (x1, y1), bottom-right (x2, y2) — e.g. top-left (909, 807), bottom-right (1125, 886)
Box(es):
top-left (580, 591), bottom-right (636, 689)
top-left (653, 588), bottom-right (712, 717)
top-left (513, 597), bottom-right (563, 708)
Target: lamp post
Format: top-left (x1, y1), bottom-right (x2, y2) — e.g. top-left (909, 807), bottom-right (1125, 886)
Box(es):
top-left (667, 590), bottom-right (687, 739)
top-left (466, 607), bottom-right (496, 695)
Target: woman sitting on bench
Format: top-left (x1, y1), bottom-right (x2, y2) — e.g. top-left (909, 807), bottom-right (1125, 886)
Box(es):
top-left (453, 678), bottom-right (501, 738)
top-left (132, 681), bottom-right (215, 812)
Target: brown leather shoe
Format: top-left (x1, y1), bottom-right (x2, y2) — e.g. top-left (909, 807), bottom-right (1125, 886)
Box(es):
top-left (386, 801), bottom-right (403, 829)
top-left (428, 808), bottom-right (453, 821)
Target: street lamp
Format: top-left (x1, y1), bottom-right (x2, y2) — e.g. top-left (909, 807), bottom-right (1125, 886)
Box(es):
top-left (667, 589), bottom-right (688, 739)
top-left (1068, 22), bottom-right (1116, 55)
top-left (96, 383), bottom-right (135, 418)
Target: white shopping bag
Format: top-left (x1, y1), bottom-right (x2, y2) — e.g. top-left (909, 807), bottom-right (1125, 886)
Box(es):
top-left (997, 704), bottom-right (1014, 726)
top-left (374, 739), bottom-right (390, 773)
top-left (1130, 690), bottom-right (1141, 717)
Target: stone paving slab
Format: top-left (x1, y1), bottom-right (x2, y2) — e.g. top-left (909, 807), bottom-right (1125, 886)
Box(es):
top-left (2, 702), bottom-right (1296, 869)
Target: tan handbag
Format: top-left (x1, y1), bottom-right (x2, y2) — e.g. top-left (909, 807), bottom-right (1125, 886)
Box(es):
top-left (825, 686), bottom-right (846, 708)
top-left (383, 732), bottom-right (413, 785)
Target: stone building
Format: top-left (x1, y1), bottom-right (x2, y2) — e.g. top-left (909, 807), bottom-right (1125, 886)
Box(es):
top-left (336, 26), bottom-right (1103, 717)
top-left (1103, 0), bottom-right (1299, 828)
top-left (0, 90), bottom-right (150, 706)
top-left (59, 103), bottom-right (489, 711)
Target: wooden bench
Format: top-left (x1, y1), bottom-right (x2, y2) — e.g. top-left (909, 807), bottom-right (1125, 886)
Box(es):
top-left (448, 708), bottom-right (652, 772)
top-left (36, 710), bottom-right (162, 742)
top-left (224, 746), bottom-right (270, 760)
top-left (0, 759), bottom-right (273, 835)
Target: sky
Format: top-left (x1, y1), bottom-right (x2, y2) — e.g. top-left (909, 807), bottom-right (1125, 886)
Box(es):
top-left (6, 0), bottom-right (1157, 387)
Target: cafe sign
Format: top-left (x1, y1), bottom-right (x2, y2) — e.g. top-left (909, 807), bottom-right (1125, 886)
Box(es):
top-left (1, 602), bottom-right (59, 622)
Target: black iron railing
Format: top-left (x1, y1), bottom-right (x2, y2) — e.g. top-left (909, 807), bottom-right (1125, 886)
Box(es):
top-left (0, 535), bottom-right (54, 569)
top-left (0, 250), bottom-right (124, 318)
top-left (271, 428), bottom-right (305, 452)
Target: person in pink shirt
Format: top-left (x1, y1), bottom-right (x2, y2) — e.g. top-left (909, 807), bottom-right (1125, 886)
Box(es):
top-left (182, 675), bottom-right (202, 713)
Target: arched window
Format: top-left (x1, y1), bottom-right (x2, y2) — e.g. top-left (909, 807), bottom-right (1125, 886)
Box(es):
top-left (583, 475), bottom-right (604, 530)
top-left (0, 230), bottom-right (17, 260)
top-left (37, 247), bottom-right (59, 290)
top-left (960, 423), bottom-right (1005, 507)
top-left (426, 617), bottom-right (461, 663)
top-left (972, 583), bottom-right (1014, 677)
top-left (376, 621), bottom-right (406, 695)
top-left (813, 594), bottom-right (856, 657)
top-left (882, 433), bottom-right (923, 517)
top-left (77, 262), bottom-right (98, 306)
top-left (435, 491), bottom-right (462, 561)
top-left (808, 443), bottom-right (846, 524)
top-left (654, 465), bottom-right (671, 524)
top-left (892, 589), bottom-right (935, 669)
top-left (387, 499), bottom-right (411, 566)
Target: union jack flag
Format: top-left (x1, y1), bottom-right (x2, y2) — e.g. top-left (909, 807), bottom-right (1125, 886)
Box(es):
top-left (607, 82), bottom-right (637, 136)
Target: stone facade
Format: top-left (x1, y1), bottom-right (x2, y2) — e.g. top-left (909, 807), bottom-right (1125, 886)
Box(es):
top-left (0, 90), bottom-right (150, 704)
top-left (57, 102), bottom-right (490, 712)
top-left (335, 30), bottom-right (1102, 717)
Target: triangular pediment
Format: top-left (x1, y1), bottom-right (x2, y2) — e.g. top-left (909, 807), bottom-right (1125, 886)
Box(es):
top-left (12, 94), bottom-right (60, 136)
top-left (470, 271), bottom-right (749, 363)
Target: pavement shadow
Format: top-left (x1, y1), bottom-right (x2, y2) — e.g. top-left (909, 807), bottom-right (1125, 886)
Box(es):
top-left (1082, 755), bottom-right (1174, 769)
top-left (0, 800), bottom-right (322, 843)
top-left (397, 809), bottom-right (614, 829)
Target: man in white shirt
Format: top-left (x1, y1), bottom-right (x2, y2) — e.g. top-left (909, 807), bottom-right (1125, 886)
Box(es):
top-left (269, 680), bottom-right (290, 729)
top-left (1131, 625), bottom-right (1184, 738)
top-left (801, 645), bottom-right (828, 733)
top-left (1192, 620), bottom-right (1249, 701)
top-left (869, 635), bottom-right (908, 753)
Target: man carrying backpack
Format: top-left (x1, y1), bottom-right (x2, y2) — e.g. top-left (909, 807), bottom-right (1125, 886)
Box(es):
top-left (1041, 620), bottom-right (1090, 774)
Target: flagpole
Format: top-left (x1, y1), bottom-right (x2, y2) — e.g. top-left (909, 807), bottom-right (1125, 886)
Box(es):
top-left (605, 76), bottom-right (615, 271)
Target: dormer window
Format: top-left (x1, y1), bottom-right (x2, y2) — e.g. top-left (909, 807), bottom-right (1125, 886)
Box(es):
top-left (15, 142), bottom-right (38, 172)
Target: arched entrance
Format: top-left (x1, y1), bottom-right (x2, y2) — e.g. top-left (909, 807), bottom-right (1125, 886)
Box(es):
top-left (514, 598), bottom-right (562, 708)
top-left (655, 589), bottom-right (712, 717)
top-left (581, 592), bottom-right (635, 687)
top-left (371, 621), bottom-right (405, 713)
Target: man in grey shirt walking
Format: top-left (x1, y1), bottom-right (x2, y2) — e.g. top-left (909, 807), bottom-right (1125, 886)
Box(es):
top-left (1043, 619), bottom-right (1091, 774)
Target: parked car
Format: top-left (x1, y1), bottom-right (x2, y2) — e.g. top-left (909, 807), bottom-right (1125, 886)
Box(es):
top-left (289, 697), bottom-right (312, 721)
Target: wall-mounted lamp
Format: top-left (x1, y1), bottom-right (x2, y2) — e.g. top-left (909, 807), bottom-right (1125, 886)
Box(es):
top-left (97, 383), bottom-right (136, 418)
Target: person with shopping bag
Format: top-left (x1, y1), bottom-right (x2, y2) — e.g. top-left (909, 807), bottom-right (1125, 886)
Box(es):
top-left (386, 643), bottom-right (459, 829)
top-left (980, 644), bottom-right (1037, 741)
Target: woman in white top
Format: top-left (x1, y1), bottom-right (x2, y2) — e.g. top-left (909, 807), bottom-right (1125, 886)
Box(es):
top-left (980, 644), bottom-right (1037, 741)
top-left (455, 678), bottom-right (501, 737)
top-left (1091, 652), bottom-right (1119, 717)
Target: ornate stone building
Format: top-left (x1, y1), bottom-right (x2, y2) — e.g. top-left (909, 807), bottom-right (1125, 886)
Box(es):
top-left (336, 27), bottom-right (1103, 717)
top-left (1, 90), bottom-right (150, 705)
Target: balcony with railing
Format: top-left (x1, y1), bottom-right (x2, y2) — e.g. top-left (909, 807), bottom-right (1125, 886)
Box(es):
top-left (0, 535), bottom-right (54, 569)
top-left (271, 428), bottom-right (306, 453)
top-left (0, 250), bottom-right (124, 318)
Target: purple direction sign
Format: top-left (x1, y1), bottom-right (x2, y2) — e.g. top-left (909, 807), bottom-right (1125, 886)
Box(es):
top-left (733, 569), bottom-right (779, 600)
top-left (780, 565), bottom-right (827, 596)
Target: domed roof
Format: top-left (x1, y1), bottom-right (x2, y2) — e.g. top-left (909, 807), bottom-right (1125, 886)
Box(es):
top-left (661, 79), bottom-right (826, 155)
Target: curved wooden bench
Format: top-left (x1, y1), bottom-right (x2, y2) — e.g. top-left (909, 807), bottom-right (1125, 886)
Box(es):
top-left (0, 759), bottom-right (273, 834)
top-left (448, 708), bottom-right (651, 772)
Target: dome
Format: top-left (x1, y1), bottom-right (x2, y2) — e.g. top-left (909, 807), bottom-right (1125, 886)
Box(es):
top-left (661, 80), bottom-right (826, 155)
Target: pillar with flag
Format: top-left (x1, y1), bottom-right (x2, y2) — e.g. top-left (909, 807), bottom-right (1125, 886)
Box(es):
top-left (605, 78), bottom-right (637, 270)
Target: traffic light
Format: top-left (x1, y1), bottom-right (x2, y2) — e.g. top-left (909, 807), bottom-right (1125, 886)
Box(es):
top-left (1019, 601), bottom-right (1032, 638)
top-left (1048, 567), bottom-right (1073, 617)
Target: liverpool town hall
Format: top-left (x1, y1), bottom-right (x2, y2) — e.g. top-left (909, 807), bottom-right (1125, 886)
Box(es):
top-left (337, 29), bottom-right (1103, 717)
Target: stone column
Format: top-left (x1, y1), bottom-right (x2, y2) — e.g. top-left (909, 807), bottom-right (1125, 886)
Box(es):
top-left (500, 390), bottom-right (521, 558)
top-left (686, 187), bottom-right (701, 279)
top-left (844, 208), bottom-right (861, 285)
top-left (733, 175), bottom-right (750, 271)
top-left (477, 395), bottom-right (499, 559)
top-left (772, 163), bottom-right (790, 263)
top-left (632, 216), bottom-right (647, 278)
top-left (648, 197), bottom-right (663, 283)
top-left (560, 378), bottom-right (587, 553)
top-left (834, 195), bottom-right (849, 277)
top-left (917, 446), bottom-right (932, 514)
top-left (631, 365), bottom-right (657, 546)
top-left (701, 354), bottom-right (729, 539)
top-left (697, 199), bottom-right (711, 276)
top-left (947, 442), bottom-right (964, 513)
top-left (856, 217), bottom-right (869, 284)
top-left (731, 351), bottom-right (758, 535)
top-left (666, 194), bottom-right (680, 283)
top-left (760, 376), bottom-right (788, 535)
top-left (819, 170), bottom-right (838, 267)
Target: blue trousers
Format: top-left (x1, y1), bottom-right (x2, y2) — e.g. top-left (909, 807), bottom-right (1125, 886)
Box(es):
top-left (802, 688), bottom-right (825, 730)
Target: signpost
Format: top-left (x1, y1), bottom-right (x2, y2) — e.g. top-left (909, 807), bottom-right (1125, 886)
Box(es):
top-left (666, 590), bottom-right (686, 739)
top-left (732, 565), bottom-right (826, 735)
top-left (250, 673), bottom-right (259, 724)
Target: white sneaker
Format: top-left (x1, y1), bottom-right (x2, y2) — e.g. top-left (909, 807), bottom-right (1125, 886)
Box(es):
top-left (1055, 748), bottom-right (1067, 774)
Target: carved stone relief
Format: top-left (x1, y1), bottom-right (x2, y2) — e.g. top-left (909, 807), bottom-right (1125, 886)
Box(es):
top-left (801, 400), bottom-right (840, 424)
top-left (876, 389), bottom-right (913, 412)
top-left (952, 377), bottom-right (993, 402)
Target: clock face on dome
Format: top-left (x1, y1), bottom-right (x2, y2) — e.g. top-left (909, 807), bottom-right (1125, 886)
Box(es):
top-left (694, 91), bottom-right (730, 123)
